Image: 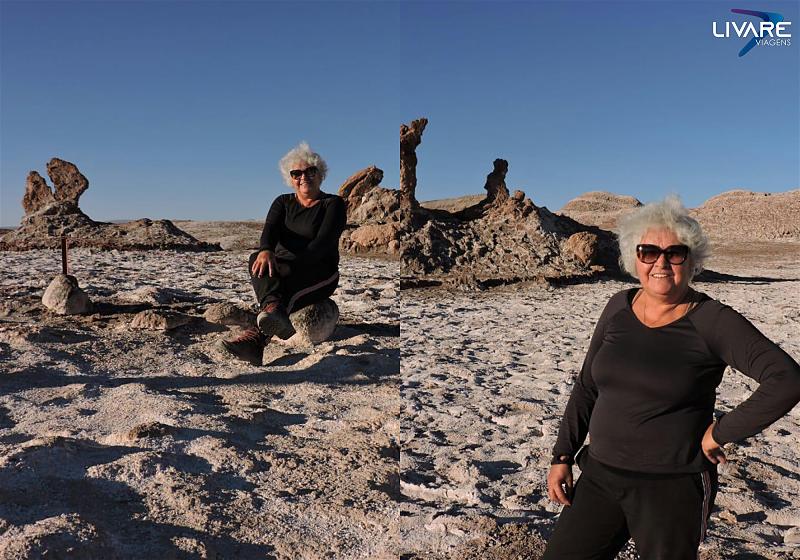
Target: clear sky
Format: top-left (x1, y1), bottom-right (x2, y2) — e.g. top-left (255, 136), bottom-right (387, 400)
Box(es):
top-left (2, 1), bottom-right (798, 227)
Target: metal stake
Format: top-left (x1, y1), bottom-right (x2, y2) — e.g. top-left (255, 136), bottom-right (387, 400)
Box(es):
top-left (61, 236), bottom-right (68, 275)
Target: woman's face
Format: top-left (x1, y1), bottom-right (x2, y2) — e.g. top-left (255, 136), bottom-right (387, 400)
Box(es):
top-left (635, 228), bottom-right (692, 301)
top-left (289, 160), bottom-right (323, 199)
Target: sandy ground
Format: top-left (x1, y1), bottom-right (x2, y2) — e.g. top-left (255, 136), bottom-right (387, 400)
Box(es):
top-left (0, 249), bottom-right (399, 559)
top-left (400, 244), bottom-right (800, 559)
top-left (1, 237), bottom-right (798, 559)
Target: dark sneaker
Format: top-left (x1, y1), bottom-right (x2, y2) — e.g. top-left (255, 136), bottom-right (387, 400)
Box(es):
top-left (217, 327), bottom-right (266, 366)
top-left (257, 300), bottom-right (296, 340)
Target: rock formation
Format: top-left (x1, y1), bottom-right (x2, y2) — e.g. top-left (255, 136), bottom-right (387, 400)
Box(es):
top-left (558, 191), bottom-right (643, 230)
top-left (400, 118), bottom-right (427, 224)
top-left (337, 166), bottom-right (400, 257)
top-left (400, 119), bottom-right (620, 288)
top-left (1, 158), bottom-right (220, 251)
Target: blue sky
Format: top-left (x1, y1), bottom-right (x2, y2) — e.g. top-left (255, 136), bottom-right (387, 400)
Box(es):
top-left (1, 1), bottom-right (798, 226)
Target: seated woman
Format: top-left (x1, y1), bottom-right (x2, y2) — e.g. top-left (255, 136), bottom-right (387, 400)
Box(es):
top-left (220, 142), bottom-right (346, 365)
top-left (543, 196), bottom-right (800, 559)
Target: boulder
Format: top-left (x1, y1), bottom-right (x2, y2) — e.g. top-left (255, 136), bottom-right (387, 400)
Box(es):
top-left (203, 302), bottom-right (256, 328)
top-left (130, 310), bottom-right (192, 330)
top-left (562, 232), bottom-right (599, 266)
top-left (289, 299), bottom-right (339, 344)
top-left (349, 223), bottom-right (400, 255)
top-left (41, 274), bottom-right (93, 315)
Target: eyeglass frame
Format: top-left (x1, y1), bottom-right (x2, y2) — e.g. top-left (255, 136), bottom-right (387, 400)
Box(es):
top-left (635, 244), bottom-right (690, 265)
top-left (289, 166), bottom-right (319, 180)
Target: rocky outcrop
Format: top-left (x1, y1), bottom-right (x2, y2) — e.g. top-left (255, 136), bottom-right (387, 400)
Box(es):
top-left (1, 158), bottom-right (220, 252)
top-left (400, 119), bottom-right (620, 288)
top-left (22, 172), bottom-right (56, 214)
top-left (558, 191), bottom-right (643, 230)
top-left (400, 118), bottom-right (427, 222)
top-left (337, 166), bottom-right (400, 258)
top-left (691, 189), bottom-right (800, 240)
top-left (48, 158), bottom-right (89, 204)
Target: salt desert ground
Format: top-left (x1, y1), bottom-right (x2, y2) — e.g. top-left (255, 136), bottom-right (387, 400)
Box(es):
top-left (1, 193), bottom-right (799, 559)
top-left (401, 240), bottom-right (800, 560)
top-left (0, 247), bottom-right (399, 559)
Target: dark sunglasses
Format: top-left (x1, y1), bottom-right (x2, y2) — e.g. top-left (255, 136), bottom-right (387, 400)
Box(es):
top-left (289, 166), bottom-right (318, 180)
top-left (636, 244), bottom-right (690, 265)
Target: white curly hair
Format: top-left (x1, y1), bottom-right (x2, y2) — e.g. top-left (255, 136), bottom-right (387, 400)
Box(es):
top-left (278, 142), bottom-right (328, 187)
top-left (616, 195), bottom-right (710, 278)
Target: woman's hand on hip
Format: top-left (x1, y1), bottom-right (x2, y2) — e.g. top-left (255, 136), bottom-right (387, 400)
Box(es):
top-left (547, 463), bottom-right (574, 506)
top-left (702, 422), bottom-right (727, 465)
top-left (251, 250), bottom-right (278, 278)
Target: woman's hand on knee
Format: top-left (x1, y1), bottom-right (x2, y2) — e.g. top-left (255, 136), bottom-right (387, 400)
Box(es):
top-left (252, 250), bottom-right (278, 278)
top-left (547, 464), bottom-right (573, 506)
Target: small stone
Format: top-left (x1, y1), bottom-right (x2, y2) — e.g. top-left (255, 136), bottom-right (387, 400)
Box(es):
top-left (717, 509), bottom-right (737, 524)
top-left (128, 422), bottom-right (172, 440)
top-left (203, 302), bottom-right (255, 328)
top-left (130, 309), bottom-right (191, 330)
top-left (785, 526), bottom-right (800, 545)
top-left (42, 274), bottom-right (93, 315)
top-left (289, 299), bottom-right (339, 344)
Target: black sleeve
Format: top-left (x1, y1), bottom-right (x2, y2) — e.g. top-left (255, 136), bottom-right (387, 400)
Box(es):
top-left (291, 196), bottom-right (347, 268)
top-left (259, 196), bottom-right (286, 252)
top-left (551, 290), bottom-right (627, 462)
top-left (694, 304), bottom-right (800, 445)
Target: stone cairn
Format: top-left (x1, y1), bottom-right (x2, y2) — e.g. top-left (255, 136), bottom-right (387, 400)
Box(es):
top-left (0, 158), bottom-right (220, 251)
top-left (399, 117), bottom-right (621, 288)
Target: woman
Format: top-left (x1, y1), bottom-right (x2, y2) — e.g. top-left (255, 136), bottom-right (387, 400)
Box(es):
top-left (543, 196), bottom-right (800, 559)
top-left (219, 142), bottom-right (346, 366)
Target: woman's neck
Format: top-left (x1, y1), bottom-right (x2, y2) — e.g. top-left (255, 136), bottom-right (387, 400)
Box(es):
top-left (295, 192), bottom-right (321, 208)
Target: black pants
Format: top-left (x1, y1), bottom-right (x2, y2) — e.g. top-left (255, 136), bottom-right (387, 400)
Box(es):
top-left (543, 451), bottom-right (718, 560)
top-left (248, 251), bottom-right (339, 313)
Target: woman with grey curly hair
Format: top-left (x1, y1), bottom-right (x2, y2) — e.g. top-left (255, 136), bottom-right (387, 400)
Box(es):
top-left (218, 142), bottom-right (346, 366)
top-left (543, 196), bottom-right (800, 559)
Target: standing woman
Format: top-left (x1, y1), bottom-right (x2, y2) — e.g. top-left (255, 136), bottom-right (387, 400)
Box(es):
top-left (542, 196), bottom-right (800, 559)
top-left (219, 142), bottom-right (346, 366)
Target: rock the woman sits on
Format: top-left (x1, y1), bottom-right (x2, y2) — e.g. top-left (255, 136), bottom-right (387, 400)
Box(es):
top-left (218, 142), bottom-right (346, 366)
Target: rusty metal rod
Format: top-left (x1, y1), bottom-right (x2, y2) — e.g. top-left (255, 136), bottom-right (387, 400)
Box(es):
top-left (61, 236), bottom-right (68, 275)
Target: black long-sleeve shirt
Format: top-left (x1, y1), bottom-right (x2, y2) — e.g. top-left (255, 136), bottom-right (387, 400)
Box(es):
top-left (553, 288), bottom-right (800, 474)
top-left (259, 193), bottom-right (346, 273)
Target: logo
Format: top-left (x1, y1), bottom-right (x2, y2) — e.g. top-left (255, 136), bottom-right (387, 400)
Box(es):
top-left (712, 9), bottom-right (792, 56)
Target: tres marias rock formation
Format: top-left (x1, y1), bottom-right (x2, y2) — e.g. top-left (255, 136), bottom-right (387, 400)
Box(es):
top-left (400, 118), bottom-right (620, 288)
top-left (1, 158), bottom-right (219, 251)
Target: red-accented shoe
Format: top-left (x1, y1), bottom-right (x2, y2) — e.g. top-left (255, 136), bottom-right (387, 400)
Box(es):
top-left (217, 327), bottom-right (266, 366)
